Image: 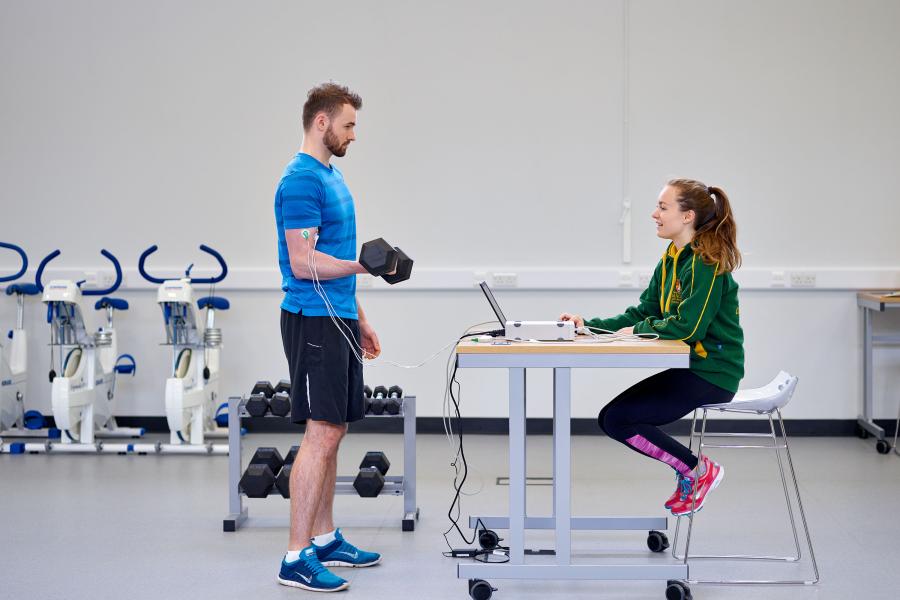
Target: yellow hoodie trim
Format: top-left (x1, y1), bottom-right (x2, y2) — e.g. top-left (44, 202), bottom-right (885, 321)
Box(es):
top-left (678, 262), bottom-right (720, 342)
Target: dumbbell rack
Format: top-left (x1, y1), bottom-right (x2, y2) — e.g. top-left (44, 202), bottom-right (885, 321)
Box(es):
top-left (223, 394), bottom-right (419, 532)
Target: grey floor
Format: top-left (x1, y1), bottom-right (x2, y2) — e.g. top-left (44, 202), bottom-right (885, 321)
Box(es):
top-left (2, 432), bottom-right (899, 600)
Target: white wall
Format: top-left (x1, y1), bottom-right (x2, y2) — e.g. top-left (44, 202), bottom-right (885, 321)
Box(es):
top-left (1, 1), bottom-right (899, 421)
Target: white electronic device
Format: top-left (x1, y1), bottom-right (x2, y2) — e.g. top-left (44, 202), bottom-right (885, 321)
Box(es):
top-left (504, 320), bottom-right (576, 341)
top-left (477, 281), bottom-right (577, 342)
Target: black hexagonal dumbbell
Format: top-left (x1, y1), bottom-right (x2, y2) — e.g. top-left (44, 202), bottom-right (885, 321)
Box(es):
top-left (240, 447), bottom-right (284, 498)
top-left (359, 238), bottom-right (398, 277)
top-left (275, 379), bottom-right (291, 395)
top-left (269, 391), bottom-right (291, 417)
top-left (385, 385), bottom-right (403, 415)
top-left (245, 393), bottom-right (269, 417)
top-left (251, 380), bottom-right (275, 398)
top-left (368, 385), bottom-right (388, 415)
top-left (353, 451), bottom-right (390, 497)
top-left (275, 445), bottom-right (301, 499)
top-left (239, 464), bottom-right (276, 498)
top-left (359, 238), bottom-right (413, 285)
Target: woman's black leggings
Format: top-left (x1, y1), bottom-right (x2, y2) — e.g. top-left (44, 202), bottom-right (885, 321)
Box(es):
top-left (598, 369), bottom-right (734, 475)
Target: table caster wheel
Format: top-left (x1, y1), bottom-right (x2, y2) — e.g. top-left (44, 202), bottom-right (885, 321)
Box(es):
top-left (647, 530), bottom-right (669, 553)
top-left (665, 579), bottom-right (692, 600)
top-left (469, 579), bottom-right (495, 600)
top-left (876, 439), bottom-right (891, 454)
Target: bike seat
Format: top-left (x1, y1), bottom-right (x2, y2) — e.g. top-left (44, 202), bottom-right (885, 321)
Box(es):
top-left (95, 297), bottom-right (129, 311)
top-left (5, 283), bottom-right (41, 296)
top-left (197, 296), bottom-right (230, 310)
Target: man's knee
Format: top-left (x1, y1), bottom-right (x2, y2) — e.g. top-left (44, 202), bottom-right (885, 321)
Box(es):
top-left (305, 420), bottom-right (347, 450)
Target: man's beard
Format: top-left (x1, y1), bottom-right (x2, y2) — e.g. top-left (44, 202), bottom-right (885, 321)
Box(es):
top-left (324, 127), bottom-right (348, 157)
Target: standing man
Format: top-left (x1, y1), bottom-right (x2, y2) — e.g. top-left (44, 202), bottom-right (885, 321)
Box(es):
top-left (274, 82), bottom-right (382, 592)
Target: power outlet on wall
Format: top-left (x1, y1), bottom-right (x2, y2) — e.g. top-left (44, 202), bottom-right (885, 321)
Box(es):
top-left (492, 272), bottom-right (518, 288)
top-left (789, 272), bottom-right (817, 288)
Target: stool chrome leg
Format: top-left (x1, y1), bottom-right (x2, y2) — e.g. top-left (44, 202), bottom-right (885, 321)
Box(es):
top-left (776, 409), bottom-right (820, 584)
top-left (769, 413), bottom-right (802, 562)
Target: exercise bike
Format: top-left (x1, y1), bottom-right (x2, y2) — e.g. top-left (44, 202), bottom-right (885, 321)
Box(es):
top-left (37, 249), bottom-right (141, 450)
top-left (0, 242), bottom-right (41, 449)
top-left (136, 244), bottom-right (229, 455)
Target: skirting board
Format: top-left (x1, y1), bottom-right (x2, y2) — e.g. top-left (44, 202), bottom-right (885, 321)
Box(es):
top-left (100, 416), bottom-right (898, 437)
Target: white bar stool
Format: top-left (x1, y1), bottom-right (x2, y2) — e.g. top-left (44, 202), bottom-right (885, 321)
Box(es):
top-left (671, 371), bottom-right (820, 585)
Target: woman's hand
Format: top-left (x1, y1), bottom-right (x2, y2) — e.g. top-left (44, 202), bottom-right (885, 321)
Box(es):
top-left (617, 326), bottom-right (634, 335)
top-left (559, 313), bottom-right (584, 329)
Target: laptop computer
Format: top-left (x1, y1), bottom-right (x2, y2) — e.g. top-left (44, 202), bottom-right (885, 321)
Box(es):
top-left (477, 281), bottom-right (576, 341)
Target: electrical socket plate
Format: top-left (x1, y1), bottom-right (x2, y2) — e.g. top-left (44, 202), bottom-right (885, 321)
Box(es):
top-left (790, 272), bottom-right (816, 288)
top-left (492, 272), bottom-right (518, 288)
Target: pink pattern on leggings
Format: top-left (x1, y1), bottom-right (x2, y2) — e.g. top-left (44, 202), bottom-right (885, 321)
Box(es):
top-left (626, 434), bottom-right (692, 475)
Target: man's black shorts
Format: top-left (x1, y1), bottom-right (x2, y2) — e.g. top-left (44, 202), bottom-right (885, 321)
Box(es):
top-left (280, 309), bottom-right (365, 425)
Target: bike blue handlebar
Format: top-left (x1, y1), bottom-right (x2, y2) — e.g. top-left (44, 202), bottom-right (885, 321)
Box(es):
top-left (35, 249), bottom-right (61, 292)
top-left (81, 249), bottom-right (123, 296)
top-left (137, 244), bottom-right (227, 285)
top-left (0, 242), bottom-right (27, 283)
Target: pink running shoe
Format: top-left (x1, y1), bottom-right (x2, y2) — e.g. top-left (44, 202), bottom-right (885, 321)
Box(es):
top-left (670, 456), bottom-right (724, 517)
top-left (665, 474), bottom-right (690, 509)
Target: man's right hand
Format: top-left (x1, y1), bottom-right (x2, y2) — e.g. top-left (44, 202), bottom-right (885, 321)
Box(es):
top-left (559, 313), bottom-right (584, 329)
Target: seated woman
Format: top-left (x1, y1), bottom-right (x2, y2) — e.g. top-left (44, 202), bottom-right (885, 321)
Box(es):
top-left (561, 178), bottom-right (744, 516)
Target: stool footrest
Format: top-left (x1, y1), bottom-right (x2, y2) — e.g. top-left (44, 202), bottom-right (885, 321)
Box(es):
top-left (694, 432), bottom-right (776, 438)
top-left (701, 443), bottom-right (787, 449)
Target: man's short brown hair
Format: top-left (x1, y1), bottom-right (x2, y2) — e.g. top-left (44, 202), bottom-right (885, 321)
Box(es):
top-left (302, 83), bottom-right (362, 131)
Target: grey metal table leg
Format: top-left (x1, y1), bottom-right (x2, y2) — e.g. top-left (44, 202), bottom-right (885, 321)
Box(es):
top-left (509, 367), bottom-right (526, 564)
top-left (553, 367), bottom-right (571, 566)
top-left (858, 307), bottom-right (885, 440)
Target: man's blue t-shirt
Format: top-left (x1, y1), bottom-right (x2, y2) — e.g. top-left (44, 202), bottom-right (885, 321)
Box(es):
top-left (275, 153), bottom-right (357, 319)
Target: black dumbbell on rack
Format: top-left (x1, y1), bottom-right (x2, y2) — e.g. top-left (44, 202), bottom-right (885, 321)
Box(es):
top-left (239, 447), bottom-right (285, 497)
top-left (247, 380), bottom-right (292, 417)
top-left (368, 385), bottom-right (388, 415)
top-left (275, 445), bottom-right (301, 498)
top-left (385, 385), bottom-right (403, 415)
top-left (353, 451), bottom-right (391, 497)
top-left (364, 385), bottom-right (403, 415)
top-left (359, 238), bottom-right (413, 284)
top-left (246, 381), bottom-right (274, 417)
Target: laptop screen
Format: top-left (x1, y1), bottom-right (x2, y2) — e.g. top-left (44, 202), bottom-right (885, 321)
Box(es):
top-left (479, 281), bottom-right (507, 327)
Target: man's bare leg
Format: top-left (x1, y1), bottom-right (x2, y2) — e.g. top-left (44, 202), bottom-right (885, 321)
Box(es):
top-left (311, 425), bottom-right (346, 537)
top-left (288, 420), bottom-right (346, 550)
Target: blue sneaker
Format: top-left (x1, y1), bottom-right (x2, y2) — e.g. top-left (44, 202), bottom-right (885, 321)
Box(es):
top-left (277, 546), bottom-right (349, 592)
top-left (314, 529), bottom-right (381, 568)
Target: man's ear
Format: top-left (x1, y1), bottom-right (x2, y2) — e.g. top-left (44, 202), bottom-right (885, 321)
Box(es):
top-left (315, 112), bottom-right (329, 131)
